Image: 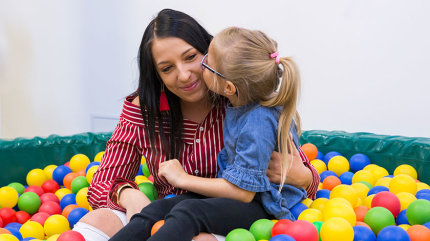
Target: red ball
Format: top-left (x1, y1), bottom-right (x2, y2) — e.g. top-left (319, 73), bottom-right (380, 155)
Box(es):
top-left (57, 230), bottom-right (86, 241)
top-left (0, 208), bottom-right (16, 225)
top-left (15, 211), bottom-right (31, 224)
top-left (371, 191), bottom-right (401, 217)
top-left (283, 220), bottom-right (319, 241)
top-left (40, 192), bottom-right (60, 204)
top-left (38, 201), bottom-right (62, 215)
top-left (0, 216), bottom-right (3, 228)
top-left (42, 179), bottom-right (60, 193)
top-left (25, 185), bottom-right (44, 196)
top-left (272, 219), bottom-right (293, 237)
top-left (30, 212), bottom-right (50, 226)
top-left (64, 161), bottom-right (70, 167)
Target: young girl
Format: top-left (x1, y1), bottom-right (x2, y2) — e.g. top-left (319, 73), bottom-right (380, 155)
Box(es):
top-left (109, 26), bottom-right (309, 241)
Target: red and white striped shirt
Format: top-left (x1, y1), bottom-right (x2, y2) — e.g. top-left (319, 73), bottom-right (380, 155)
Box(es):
top-left (88, 96), bottom-right (319, 211)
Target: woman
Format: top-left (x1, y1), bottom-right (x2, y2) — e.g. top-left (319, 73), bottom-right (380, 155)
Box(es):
top-left (74, 9), bottom-right (319, 241)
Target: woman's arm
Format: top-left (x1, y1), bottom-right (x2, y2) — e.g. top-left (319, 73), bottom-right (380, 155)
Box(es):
top-left (158, 159), bottom-right (256, 203)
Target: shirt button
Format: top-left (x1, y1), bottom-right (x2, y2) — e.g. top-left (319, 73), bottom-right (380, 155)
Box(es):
top-left (199, 127), bottom-right (204, 131)
top-left (194, 170), bottom-right (199, 174)
top-left (195, 139), bottom-right (200, 143)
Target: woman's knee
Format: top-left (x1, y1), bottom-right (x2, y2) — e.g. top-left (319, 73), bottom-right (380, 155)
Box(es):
top-left (78, 209), bottom-right (125, 237)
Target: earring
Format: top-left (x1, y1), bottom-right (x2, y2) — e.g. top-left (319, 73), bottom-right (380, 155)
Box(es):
top-left (159, 84), bottom-right (170, 112)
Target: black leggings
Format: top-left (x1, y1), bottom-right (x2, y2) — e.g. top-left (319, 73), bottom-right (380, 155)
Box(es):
top-left (109, 192), bottom-right (272, 241)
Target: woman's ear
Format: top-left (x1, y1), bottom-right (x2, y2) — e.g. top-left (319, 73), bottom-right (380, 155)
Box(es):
top-left (223, 80), bottom-right (237, 96)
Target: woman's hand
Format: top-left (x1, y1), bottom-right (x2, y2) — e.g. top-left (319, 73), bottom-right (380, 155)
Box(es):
top-left (118, 188), bottom-right (151, 222)
top-left (158, 159), bottom-right (188, 188)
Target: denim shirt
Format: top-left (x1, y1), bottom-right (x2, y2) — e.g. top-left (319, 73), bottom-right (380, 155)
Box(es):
top-left (217, 103), bottom-right (307, 220)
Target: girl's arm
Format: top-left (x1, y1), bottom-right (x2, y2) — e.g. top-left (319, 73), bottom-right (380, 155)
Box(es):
top-left (158, 159), bottom-right (256, 203)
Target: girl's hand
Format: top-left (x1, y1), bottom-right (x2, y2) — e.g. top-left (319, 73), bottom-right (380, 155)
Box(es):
top-left (158, 159), bottom-right (188, 188)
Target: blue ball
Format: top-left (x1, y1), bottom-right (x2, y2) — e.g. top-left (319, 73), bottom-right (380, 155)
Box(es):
top-left (316, 151), bottom-right (324, 160)
top-left (323, 151), bottom-right (341, 165)
top-left (137, 164), bottom-right (144, 176)
top-left (385, 175), bottom-right (394, 178)
top-left (5, 222), bottom-right (21, 231)
top-left (368, 186), bottom-right (390, 196)
top-left (22, 238), bottom-right (36, 241)
top-left (339, 172), bottom-right (354, 185)
top-left (316, 189), bottom-right (331, 199)
top-left (269, 234), bottom-right (296, 241)
top-left (52, 165), bottom-right (72, 186)
top-left (423, 221), bottom-right (430, 230)
top-left (164, 194), bottom-right (176, 199)
top-left (353, 226), bottom-right (376, 241)
top-left (376, 225), bottom-right (410, 241)
top-left (320, 170), bottom-right (338, 182)
top-left (290, 202), bottom-right (308, 220)
top-left (85, 161), bottom-right (100, 174)
top-left (60, 193), bottom-right (77, 209)
top-left (349, 153), bottom-right (371, 173)
top-left (396, 209), bottom-right (410, 225)
top-left (4, 227), bottom-right (23, 240)
top-left (416, 190), bottom-right (430, 201)
top-left (68, 207), bottom-right (89, 228)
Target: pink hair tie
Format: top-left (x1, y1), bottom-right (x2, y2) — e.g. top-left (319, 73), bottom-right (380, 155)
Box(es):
top-left (270, 51), bottom-right (281, 64)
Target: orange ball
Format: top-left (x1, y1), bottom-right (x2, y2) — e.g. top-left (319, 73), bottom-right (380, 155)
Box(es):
top-left (76, 169), bottom-right (86, 177)
top-left (407, 225), bottom-right (430, 241)
top-left (354, 206), bottom-right (369, 222)
top-left (322, 176), bottom-right (341, 191)
top-left (302, 143), bottom-right (318, 161)
top-left (355, 221), bottom-right (371, 229)
top-left (151, 220), bottom-right (165, 236)
top-left (62, 204), bottom-right (79, 218)
top-left (0, 228), bottom-right (12, 234)
top-left (63, 173), bottom-right (79, 190)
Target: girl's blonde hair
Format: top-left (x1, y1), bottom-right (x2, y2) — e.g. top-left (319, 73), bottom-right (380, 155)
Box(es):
top-left (211, 27), bottom-right (301, 189)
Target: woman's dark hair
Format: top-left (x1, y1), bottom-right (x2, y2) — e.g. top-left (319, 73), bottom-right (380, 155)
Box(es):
top-left (136, 9), bottom-right (213, 159)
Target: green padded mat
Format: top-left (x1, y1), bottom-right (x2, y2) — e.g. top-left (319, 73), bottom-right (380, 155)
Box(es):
top-left (0, 130), bottom-right (429, 187)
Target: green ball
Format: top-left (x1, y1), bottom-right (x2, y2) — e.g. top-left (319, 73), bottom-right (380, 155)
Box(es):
top-left (142, 162), bottom-right (151, 177)
top-left (249, 219), bottom-right (274, 240)
top-left (71, 176), bottom-right (89, 194)
top-left (357, 181), bottom-right (373, 189)
top-left (364, 207), bottom-right (395, 234)
top-left (8, 182), bottom-right (26, 195)
top-left (138, 182), bottom-right (158, 202)
top-left (18, 192), bottom-right (41, 214)
top-left (312, 221), bottom-right (323, 241)
top-left (225, 228), bottom-right (256, 241)
top-left (406, 199), bottom-right (430, 225)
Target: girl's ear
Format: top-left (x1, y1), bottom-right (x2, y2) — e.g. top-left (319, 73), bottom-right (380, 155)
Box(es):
top-left (223, 80), bottom-right (237, 96)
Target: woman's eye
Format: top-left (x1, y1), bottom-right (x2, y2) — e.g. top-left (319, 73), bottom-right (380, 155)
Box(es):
top-left (161, 66), bottom-right (172, 73)
top-left (186, 54), bottom-right (197, 61)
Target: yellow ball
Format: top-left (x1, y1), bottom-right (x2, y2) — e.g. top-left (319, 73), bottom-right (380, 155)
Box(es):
top-left (311, 159), bottom-right (327, 175)
top-left (141, 155), bottom-right (146, 164)
top-left (310, 198), bottom-right (329, 211)
top-left (398, 224), bottom-right (410, 231)
top-left (328, 156), bottom-right (350, 176)
top-left (43, 165), bottom-right (57, 180)
top-left (389, 174), bottom-right (417, 195)
top-left (394, 164), bottom-right (417, 179)
top-left (26, 168), bottom-right (49, 187)
top-left (321, 217), bottom-right (354, 241)
top-left (352, 170), bottom-right (375, 186)
top-left (363, 164), bottom-right (380, 172)
top-left (46, 234), bottom-right (60, 241)
top-left (86, 165), bottom-right (99, 184)
top-left (301, 198), bottom-right (313, 208)
top-left (298, 208), bottom-right (323, 223)
top-left (369, 166), bottom-right (389, 182)
top-left (94, 151), bottom-right (105, 162)
top-left (327, 198), bottom-right (353, 209)
top-left (330, 185), bottom-right (359, 207)
top-left (375, 177), bottom-right (392, 188)
top-left (351, 182), bottom-right (370, 200)
top-left (0, 186), bottom-right (19, 208)
top-left (19, 221), bottom-right (45, 240)
top-left (417, 182), bottom-right (430, 191)
top-left (0, 234), bottom-right (19, 241)
top-left (76, 187), bottom-right (90, 210)
top-left (363, 194), bottom-right (375, 209)
top-left (396, 192), bottom-right (417, 211)
top-left (135, 175), bottom-right (149, 185)
top-left (322, 201), bottom-right (356, 226)
top-left (69, 154), bottom-right (91, 172)
top-left (44, 214), bottom-right (70, 237)
top-left (55, 188), bottom-right (72, 201)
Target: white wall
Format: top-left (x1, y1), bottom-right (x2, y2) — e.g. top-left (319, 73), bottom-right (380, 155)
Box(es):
top-left (0, 0), bottom-right (429, 139)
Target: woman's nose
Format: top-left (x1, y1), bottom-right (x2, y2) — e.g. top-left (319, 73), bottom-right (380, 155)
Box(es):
top-left (177, 64), bottom-right (191, 82)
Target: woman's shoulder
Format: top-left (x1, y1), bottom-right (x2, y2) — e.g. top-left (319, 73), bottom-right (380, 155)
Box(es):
top-left (131, 96), bottom-right (140, 106)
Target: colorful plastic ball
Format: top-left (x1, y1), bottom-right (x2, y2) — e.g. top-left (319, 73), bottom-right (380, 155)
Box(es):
top-left (24, 186), bottom-right (44, 196)
top-left (40, 192), bottom-right (60, 204)
top-left (316, 189), bottom-right (331, 199)
top-left (46, 234), bottom-right (60, 241)
top-left (312, 221), bottom-right (323, 241)
top-left (320, 170), bottom-right (337, 182)
top-left (164, 194), bottom-right (176, 199)
top-left (60, 194), bottom-right (77, 210)
top-left (396, 192), bottom-right (417, 211)
top-left (416, 190), bottom-right (430, 201)
top-left (85, 161), bottom-right (100, 174)
top-left (44, 214), bottom-right (70, 237)
top-left (76, 188), bottom-right (89, 209)
top-left (94, 151), bottom-right (105, 162)
top-left (30, 212), bottom-right (50, 226)
top-left (26, 169), bottom-right (48, 187)
top-left (17, 192), bottom-right (41, 215)
top-left (2, 228), bottom-right (21, 241)
top-left (351, 182), bottom-right (370, 200)
top-left (62, 204), bottom-right (79, 219)
top-left (291, 203), bottom-right (308, 220)
top-left (389, 174), bottom-right (417, 195)
top-left (375, 177), bottom-right (392, 188)
top-left (322, 151), bottom-right (341, 166)
top-left (52, 166), bottom-right (72, 186)
top-left (15, 211), bottom-right (30, 224)
top-left (225, 228), bottom-right (256, 241)
top-left (38, 201), bottom-right (62, 215)
top-left (69, 154), bottom-right (91, 172)
top-left (398, 224), bottom-right (411, 231)
top-left (86, 165), bottom-right (98, 184)
top-left (70, 176), bottom-right (89, 194)
top-left (354, 206), bottom-right (369, 222)
top-left (148, 175), bottom-right (154, 183)
top-left (150, 220), bottom-right (165, 236)
top-left (406, 199), bottom-right (430, 225)
top-left (41, 180), bottom-right (60, 193)
top-left (322, 201), bottom-right (356, 226)
top-left (368, 166), bottom-right (389, 182)
top-left (363, 194), bottom-right (375, 208)
top-left (0, 234), bottom-right (19, 241)
top-left (7, 183), bottom-right (25, 195)
top-left (417, 182), bottom-right (430, 191)
top-left (298, 208), bottom-right (323, 223)
top-left (407, 224), bottom-right (430, 241)
top-left (371, 191), bottom-right (401, 217)
top-left (249, 219), bottom-right (274, 240)
top-left (327, 156), bottom-right (349, 176)
top-left (310, 198), bottom-right (329, 212)
top-left (271, 219), bottom-right (293, 237)
top-left (19, 221), bottom-right (44, 240)
top-left (364, 207), bottom-right (395, 234)
top-left (142, 161), bottom-right (151, 177)
top-left (0, 208), bottom-right (16, 226)
top-left (396, 209), bottom-right (410, 225)
top-left (322, 176), bottom-right (341, 191)
top-left (301, 198), bottom-right (313, 207)
top-left (57, 230), bottom-right (86, 241)
top-left (4, 223), bottom-right (20, 232)
top-left (349, 154), bottom-right (371, 173)
top-left (368, 186), bottom-right (389, 196)
top-left (320, 217), bottom-right (354, 241)
top-left (282, 220), bottom-right (319, 241)
top-left (137, 182), bottom-right (157, 202)
top-left (67, 207), bottom-right (88, 228)
top-left (376, 225), bottom-right (410, 241)
top-left (0, 187), bottom-right (19, 209)
top-left (302, 143), bottom-right (318, 161)
top-left (62, 172), bottom-right (78, 190)
top-left (394, 164), bottom-right (418, 179)
top-left (330, 185), bottom-right (359, 207)
top-left (269, 234), bottom-right (295, 241)
top-left (135, 175), bottom-right (149, 185)
top-left (352, 170), bottom-right (375, 186)
top-left (0, 228), bottom-right (11, 234)
top-left (339, 172), bottom-right (353, 185)
top-left (352, 226), bottom-right (376, 241)
top-left (310, 159), bottom-right (327, 175)
top-left (423, 221), bottom-right (430, 230)
top-left (55, 188), bottom-right (72, 201)
top-left (43, 164), bottom-right (57, 180)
